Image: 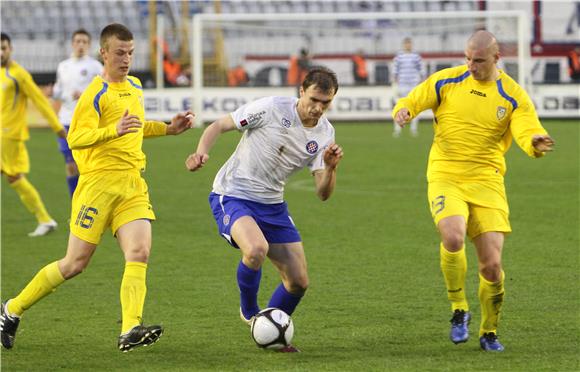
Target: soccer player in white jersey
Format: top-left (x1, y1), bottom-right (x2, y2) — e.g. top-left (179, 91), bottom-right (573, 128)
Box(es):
top-left (53, 29), bottom-right (103, 196)
top-left (392, 37), bottom-right (424, 137)
top-left (185, 67), bottom-right (343, 352)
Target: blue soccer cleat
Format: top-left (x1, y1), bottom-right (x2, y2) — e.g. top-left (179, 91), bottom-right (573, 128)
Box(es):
top-left (480, 332), bottom-right (504, 352)
top-left (449, 309), bottom-right (471, 344)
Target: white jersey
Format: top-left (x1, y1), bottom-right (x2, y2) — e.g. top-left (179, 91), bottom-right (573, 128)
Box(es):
top-left (393, 51), bottom-right (424, 95)
top-left (53, 55), bottom-right (102, 125)
top-left (212, 96), bottom-right (335, 204)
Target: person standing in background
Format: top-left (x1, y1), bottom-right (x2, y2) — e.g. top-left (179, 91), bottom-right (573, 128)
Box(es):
top-left (392, 37), bottom-right (424, 137)
top-left (53, 29), bottom-right (103, 197)
top-left (1, 32), bottom-right (66, 237)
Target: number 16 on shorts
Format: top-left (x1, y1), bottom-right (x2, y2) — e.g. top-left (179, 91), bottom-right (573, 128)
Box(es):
top-left (75, 205), bottom-right (99, 229)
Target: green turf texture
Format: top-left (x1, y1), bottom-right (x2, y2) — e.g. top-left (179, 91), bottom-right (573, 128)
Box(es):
top-left (1, 120), bottom-right (578, 371)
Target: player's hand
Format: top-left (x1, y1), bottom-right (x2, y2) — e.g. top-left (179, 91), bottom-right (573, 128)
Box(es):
top-left (323, 143), bottom-right (343, 170)
top-left (72, 91), bottom-right (82, 100)
top-left (117, 109), bottom-right (142, 136)
top-left (56, 129), bottom-right (67, 139)
top-left (532, 134), bottom-right (555, 152)
top-left (394, 108), bottom-right (411, 127)
top-left (185, 152), bottom-right (209, 172)
top-left (167, 110), bottom-right (195, 135)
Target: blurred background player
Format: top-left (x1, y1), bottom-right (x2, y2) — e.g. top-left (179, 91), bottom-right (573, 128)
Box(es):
top-left (567, 46), bottom-right (580, 83)
top-left (0, 32), bottom-right (66, 237)
top-left (185, 67), bottom-right (343, 353)
top-left (53, 29), bottom-right (103, 197)
top-left (393, 30), bottom-right (554, 352)
top-left (0, 23), bottom-right (194, 352)
top-left (287, 48), bottom-right (312, 87)
top-left (352, 50), bottom-right (369, 85)
top-left (392, 37), bottom-right (424, 137)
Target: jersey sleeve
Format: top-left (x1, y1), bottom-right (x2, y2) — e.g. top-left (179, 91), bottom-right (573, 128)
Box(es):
top-left (392, 71), bottom-right (439, 119)
top-left (230, 97), bottom-right (272, 131)
top-left (21, 70), bottom-right (64, 133)
top-left (143, 120), bottom-right (167, 137)
top-left (508, 90), bottom-right (548, 158)
top-left (67, 88), bottom-right (117, 149)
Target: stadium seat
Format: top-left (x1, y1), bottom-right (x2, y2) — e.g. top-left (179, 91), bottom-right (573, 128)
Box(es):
top-left (544, 62), bottom-right (561, 83)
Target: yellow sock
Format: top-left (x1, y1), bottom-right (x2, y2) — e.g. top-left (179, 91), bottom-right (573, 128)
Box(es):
top-left (478, 271), bottom-right (505, 336)
top-left (440, 243), bottom-right (469, 312)
top-left (7, 261), bottom-right (65, 316)
top-left (10, 177), bottom-right (52, 223)
top-left (120, 262), bottom-right (148, 334)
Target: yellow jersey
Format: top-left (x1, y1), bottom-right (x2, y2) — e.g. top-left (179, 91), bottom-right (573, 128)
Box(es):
top-left (1, 60), bottom-right (63, 140)
top-left (68, 75), bottom-right (167, 174)
top-left (393, 65), bottom-right (548, 181)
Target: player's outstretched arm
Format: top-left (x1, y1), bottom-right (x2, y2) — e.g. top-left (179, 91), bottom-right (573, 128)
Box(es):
top-left (532, 134), bottom-right (555, 153)
top-left (314, 143), bottom-right (343, 201)
top-left (185, 114), bottom-right (236, 172)
top-left (166, 110), bottom-right (195, 135)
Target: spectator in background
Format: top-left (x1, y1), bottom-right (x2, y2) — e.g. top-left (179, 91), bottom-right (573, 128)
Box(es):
top-left (352, 50), bottom-right (368, 85)
top-left (287, 48), bottom-right (311, 86)
top-left (53, 29), bottom-right (103, 197)
top-left (392, 37), bottom-right (424, 137)
top-left (0, 32), bottom-right (66, 237)
top-left (228, 64), bottom-right (249, 87)
top-left (568, 46), bottom-right (580, 83)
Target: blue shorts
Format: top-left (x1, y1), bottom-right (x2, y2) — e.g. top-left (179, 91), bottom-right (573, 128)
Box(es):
top-left (57, 125), bottom-right (74, 163)
top-left (209, 192), bottom-right (301, 248)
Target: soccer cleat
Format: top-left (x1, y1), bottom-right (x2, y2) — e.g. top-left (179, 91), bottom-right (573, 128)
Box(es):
top-left (28, 220), bottom-right (58, 237)
top-left (480, 332), bottom-right (505, 352)
top-left (449, 309), bottom-right (471, 344)
top-left (118, 324), bottom-right (163, 352)
top-left (0, 301), bottom-right (21, 349)
top-left (240, 307), bottom-right (255, 326)
top-left (278, 344), bottom-right (300, 353)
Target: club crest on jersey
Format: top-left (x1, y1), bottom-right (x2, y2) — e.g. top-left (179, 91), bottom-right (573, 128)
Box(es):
top-left (497, 106), bottom-right (507, 120)
top-left (223, 214), bottom-right (231, 226)
top-left (306, 140), bottom-right (319, 154)
top-left (281, 118), bottom-right (291, 128)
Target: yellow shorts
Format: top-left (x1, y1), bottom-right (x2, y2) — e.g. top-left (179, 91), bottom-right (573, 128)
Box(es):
top-left (70, 171), bottom-right (156, 244)
top-left (428, 179), bottom-right (511, 239)
top-left (1, 138), bottom-right (29, 176)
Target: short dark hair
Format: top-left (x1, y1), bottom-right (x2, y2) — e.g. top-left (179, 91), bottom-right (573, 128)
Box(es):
top-left (72, 28), bottom-right (91, 41)
top-left (302, 66), bottom-right (339, 95)
top-left (1, 32), bottom-right (11, 45)
top-left (100, 23), bottom-right (133, 49)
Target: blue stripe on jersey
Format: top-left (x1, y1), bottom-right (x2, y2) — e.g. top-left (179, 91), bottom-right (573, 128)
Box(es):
top-left (127, 78), bottom-right (142, 90)
top-left (435, 71), bottom-right (471, 104)
top-left (496, 79), bottom-right (518, 110)
top-left (5, 67), bottom-right (19, 109)
top-left (93, 82), bottom-right (108, 116)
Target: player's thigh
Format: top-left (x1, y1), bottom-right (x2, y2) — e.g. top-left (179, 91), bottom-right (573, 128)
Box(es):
top-left (70, 173), bottom-right (120, 244)
top-left (231, 215), bottom-right (269, 254)
top-left (267, 242), bottom-right (308, 285)
top-left (428, 180), bottom-right (469, 226)
top-left (116, 219), bottom-right (152, 262)
top-left (1, 138), bottom-right (29, 176)
top-left (59, 232), bottom-right (98, 279)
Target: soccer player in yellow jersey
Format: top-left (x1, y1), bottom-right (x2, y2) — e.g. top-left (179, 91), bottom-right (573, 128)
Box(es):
top-left (393, 31), bottom-right (554, 352)
top-left (0, 24), bottom-right (195, 352)
top-left (1, 32), bottom-right (66, 237)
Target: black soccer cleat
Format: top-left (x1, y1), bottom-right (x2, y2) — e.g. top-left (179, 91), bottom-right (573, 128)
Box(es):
top-left (0, 301), bottom-right (21, 349)
top-left (118, 324), bottom-right (163, 352)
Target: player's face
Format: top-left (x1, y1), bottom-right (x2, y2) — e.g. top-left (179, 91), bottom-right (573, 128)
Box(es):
top-left (72, 34), bottom-right (90, 58)
top-left (1, 40), bottom-right (12, 67)
top-left (465, 46), bottom-right (498, 81)
top-left (101, 37), bottom-right (134, 81)
top-left (298, 85), bottom-right (335, 122)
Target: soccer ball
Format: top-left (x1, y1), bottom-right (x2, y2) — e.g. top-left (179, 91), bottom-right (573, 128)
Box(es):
top-left (250, 307), bottom-right (294, 349)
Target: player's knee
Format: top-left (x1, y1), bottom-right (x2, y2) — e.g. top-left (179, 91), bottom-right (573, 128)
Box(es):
top-left (243, 244), bottom-right (268, 268)
top-left (287, 277), bottom-right (309, 295)
top-left (480, 262), bottom-right (502, 282)
top-left (441, 233), bottom-right (464, 252)
top-left (124, 244), bottom-right (150, 263)
top-left (60, 258), bottom-right (90, 279)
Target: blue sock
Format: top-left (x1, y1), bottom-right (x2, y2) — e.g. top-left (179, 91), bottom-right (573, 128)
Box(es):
top-left (66, 175), bottom-right (79, 197)
top-left (267, 283), bottom-right (303, 316)
top-left (237, 261), bottom-right (261, 319)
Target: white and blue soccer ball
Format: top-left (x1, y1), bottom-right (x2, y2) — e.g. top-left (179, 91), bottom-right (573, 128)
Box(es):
top-left (250, 307), bottom-right (294, 349)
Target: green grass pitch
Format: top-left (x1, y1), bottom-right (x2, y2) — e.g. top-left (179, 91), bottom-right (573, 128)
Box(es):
top-left (1, 120), bottom-right (578, 371)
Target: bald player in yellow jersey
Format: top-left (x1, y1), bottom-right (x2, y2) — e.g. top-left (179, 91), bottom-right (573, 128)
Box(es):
top-left (393, 30), bottom-right (554, 352)
top-left (1, 32), bottom-right (66, 237)
top-left (0, 24), bottom-right (195, 352)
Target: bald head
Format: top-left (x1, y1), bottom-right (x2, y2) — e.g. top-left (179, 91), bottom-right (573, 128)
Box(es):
top-left (467, 30), bottom-right (499, 55)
